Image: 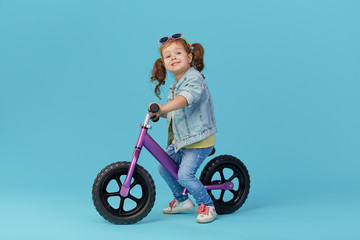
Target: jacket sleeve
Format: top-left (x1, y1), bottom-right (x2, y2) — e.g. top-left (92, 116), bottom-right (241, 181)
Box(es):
top-left (178, 74), bottom-right (204, 105)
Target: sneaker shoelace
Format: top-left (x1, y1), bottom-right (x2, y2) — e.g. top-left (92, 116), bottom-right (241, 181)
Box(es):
top-left (168, 199), bottom-right (177, 210)
top-left (195, 204), bottom-right (209, 215)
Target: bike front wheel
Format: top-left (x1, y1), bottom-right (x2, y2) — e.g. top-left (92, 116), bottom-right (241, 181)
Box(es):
top-left (92, 161), bottom-right (156, 224)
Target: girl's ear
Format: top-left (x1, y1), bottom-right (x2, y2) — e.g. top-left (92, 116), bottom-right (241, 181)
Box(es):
top-left (188, 52), bottom-right (193, 63)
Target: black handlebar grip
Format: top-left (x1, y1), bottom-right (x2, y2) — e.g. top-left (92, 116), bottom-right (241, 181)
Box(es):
top-left (149, 103), bottom-right (160, 122)
top-left (152, 115), bottom-right (160, 122)
top-left (149, 103), bottom-right (160, 113)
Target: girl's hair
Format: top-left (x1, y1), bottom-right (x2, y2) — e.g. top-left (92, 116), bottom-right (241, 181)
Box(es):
top-left (150, 38), bottom-right (205, 100)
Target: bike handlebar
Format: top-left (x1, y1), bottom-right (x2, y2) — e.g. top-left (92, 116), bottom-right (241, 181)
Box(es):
top-left (149, 103), bottom-right (160, 122)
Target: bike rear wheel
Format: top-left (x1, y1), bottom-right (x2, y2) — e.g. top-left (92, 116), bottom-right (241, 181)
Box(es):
top-left (200, 155), bottom-right (250, 214)
top-left (92, 161), bottom-right (156, 224)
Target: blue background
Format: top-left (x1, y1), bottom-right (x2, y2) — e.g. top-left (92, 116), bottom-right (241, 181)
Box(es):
top-left (1, 0), bottom-right (359, 239)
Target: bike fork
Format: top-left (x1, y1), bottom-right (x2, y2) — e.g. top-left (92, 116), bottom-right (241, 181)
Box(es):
top-left (119, 127), bottom-right (147, 197)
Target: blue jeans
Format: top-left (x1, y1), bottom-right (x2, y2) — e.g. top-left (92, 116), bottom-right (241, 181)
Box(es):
top-left (158, 144), bottom-right (214, 206)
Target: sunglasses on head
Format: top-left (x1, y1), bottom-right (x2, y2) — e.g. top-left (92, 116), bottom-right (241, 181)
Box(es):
top-left (158, 33), bottom-right (189, 47)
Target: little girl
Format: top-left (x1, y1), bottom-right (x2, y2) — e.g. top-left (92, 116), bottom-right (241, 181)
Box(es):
top-left (149, 33), bottom-right (217, 223)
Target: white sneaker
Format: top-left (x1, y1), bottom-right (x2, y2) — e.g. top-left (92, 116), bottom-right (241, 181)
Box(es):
top-left (163, 198), bottom-right (195, 214)
top-left (195, 204), bottom-right (217, 223)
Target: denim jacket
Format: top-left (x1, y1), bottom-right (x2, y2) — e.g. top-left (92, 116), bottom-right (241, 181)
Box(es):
top-left (167, 67), bottom-right (217, 153)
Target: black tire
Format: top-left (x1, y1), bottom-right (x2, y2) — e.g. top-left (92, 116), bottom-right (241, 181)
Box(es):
top-left (92, 161), bottom-right (156, 224)
top-left (200, 155), bottom-right (250, 214)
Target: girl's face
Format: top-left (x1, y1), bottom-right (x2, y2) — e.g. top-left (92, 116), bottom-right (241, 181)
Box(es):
top-left (161, 42), bottom-right (193, 80)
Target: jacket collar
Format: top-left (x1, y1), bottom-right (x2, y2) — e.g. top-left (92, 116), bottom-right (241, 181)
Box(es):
top-left (169, 67), bottom-right (195, 90)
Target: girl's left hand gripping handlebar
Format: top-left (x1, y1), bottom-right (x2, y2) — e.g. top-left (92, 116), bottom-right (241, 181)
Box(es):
top-left (149, 103), bottom-right (160, 122)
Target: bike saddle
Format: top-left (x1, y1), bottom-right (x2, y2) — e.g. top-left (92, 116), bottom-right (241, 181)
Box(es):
top-left (209, 147), bottom-right (216, 156)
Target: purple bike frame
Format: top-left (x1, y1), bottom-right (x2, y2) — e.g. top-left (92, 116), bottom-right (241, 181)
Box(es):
top-left (120, 125), bottom-right (234, 197)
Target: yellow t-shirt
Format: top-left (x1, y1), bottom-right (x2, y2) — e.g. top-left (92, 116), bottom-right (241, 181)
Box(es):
top-left (183, 134), bottom-right (215, 149)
